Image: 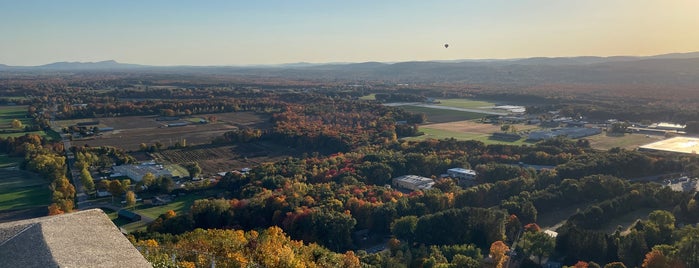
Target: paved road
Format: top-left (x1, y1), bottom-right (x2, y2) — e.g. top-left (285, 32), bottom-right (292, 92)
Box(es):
top-left (50, 108), bottom-right (88, 208)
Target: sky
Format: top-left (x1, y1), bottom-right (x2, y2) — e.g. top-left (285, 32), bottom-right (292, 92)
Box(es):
top-left (1, 0), bottom-right (698, 66)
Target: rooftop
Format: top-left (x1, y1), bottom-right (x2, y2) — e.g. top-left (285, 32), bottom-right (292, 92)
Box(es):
top-left (447, 168), bottom-right (476, 175)
top-left (639, 137), bottom-right (699, 155)
top-left (0, 209), bottom-right (151, 268)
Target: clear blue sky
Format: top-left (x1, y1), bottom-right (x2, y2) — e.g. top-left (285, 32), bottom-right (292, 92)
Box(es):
top-left (1, 0), bottom-right (698, 66)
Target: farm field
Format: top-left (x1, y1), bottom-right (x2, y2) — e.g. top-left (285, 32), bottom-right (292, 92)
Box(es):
top-left (57, 112), bottom-right (272, 151)
top-left (0, 169), bottom-right (50, 211)
top-left (399, 106), bottom-right (487, 123)
top-left (155, 142), bottom-right (297, 175)
top-left (586, 133), bottom-right (661, 151)
top-left (0, 130), bottom-right (52, 139)
top-left (434, 98), bottom-right (498, 110)
top-left (0, 105), bottom-right (30, 128)
top-left (0, 105), bottom-right (52, 139)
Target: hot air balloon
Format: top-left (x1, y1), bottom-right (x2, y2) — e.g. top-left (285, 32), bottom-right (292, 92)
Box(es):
top-left (444, 43), bottom-right (449, 48)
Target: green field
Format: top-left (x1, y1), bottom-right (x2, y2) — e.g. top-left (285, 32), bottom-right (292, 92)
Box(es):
top-left (586, 133), bottom-right (658, 151)
top-left (435, 98), bottom-right (498, 110)
top-left (0, 154), bottom-right (22, 169)
top-left (0, 106), bottom-right (30, 127)
top-left (359, 94), bottom-right (376, 100)
top-left (134, 190), bottom-right (222, 219)
top-left (0, 170), bottom-right (51, 211)
top-left (166, 164), bottom-right (190, 178)
top-left (399, 106), bottom-right (486, 123)
top-left (0, 130), bottom-right (50, 139)
top-left (405, 127), bottom-right (531, 145)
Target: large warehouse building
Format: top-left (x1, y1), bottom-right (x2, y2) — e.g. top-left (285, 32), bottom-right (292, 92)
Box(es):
top-left (638, 137), bottom-right (699, 155)
top-left (392, 175), bottom-right (435, 191)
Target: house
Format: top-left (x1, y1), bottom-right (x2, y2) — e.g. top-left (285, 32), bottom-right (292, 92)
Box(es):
top-left (96, 190), bottom-right (111, 197)
top-left (0, 209), bottom-right (150, 267)
top-left (117, 209), bottom-right (141, 222)
top-left (392, 175), bottom-right (434, 191)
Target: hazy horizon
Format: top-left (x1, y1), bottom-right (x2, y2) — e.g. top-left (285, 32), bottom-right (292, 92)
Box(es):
top-left (2, 0), bottom-right (699, 66)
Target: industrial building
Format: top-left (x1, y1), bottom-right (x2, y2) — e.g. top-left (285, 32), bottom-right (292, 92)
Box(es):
top-left (447, 168), bottom-right (476, 180)
top-left (638, 137), bottom-right (699, 155)
top-left (392, 175), bottom-right (435, 191)
top-left (446, 168), bottom-right (477, 187)
top-left (111, 161), bottom-right (176, 182)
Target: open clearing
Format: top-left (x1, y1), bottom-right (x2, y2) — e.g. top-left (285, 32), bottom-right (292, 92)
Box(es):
top-left (57, 112), bottom-right (271, 151)
top-left (0, 105), bottom-right (30, 128)
top-left (0, 169), bottom-right (50, 211)
top-left (435, 98), bottom-right (499, 110)
top-left (399, 106), bottom-right (488, 123)
top-left (405, 120), bottom-right (538, 145)
top-left (0, 105), bottom-right (52, 139)
top-left (155, 142), bottom-right (297, 175)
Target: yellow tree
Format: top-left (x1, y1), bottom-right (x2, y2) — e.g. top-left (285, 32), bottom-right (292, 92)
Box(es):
top-left (11, 119), bottom-right (22, 129)
top-left (125, 191), bottom-right (136, 208)
top-left (489, 241), bottom-right (510, 268)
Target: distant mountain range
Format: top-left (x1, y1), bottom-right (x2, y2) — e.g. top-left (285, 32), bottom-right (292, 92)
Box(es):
top-left (2, 52), bottom-right (699, 87)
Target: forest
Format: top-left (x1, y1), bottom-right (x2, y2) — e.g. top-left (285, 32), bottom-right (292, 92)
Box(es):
top-left (2, 72), bottom-right (699, 268)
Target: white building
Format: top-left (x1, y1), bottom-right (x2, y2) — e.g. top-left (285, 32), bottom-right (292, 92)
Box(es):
top-left (447, 168), bottom-right (476, 180)
top-left (392, 175), bottom-right (435, 191)
top-left (651, 122), bottom-right (686, 131)
top-left (112, 162), bottom-right (174, 182)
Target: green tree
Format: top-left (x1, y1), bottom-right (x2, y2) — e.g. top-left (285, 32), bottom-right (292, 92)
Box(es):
top-left (80, 168), bottom-right (95, 192)
top-left (520, 231), bottom-right (555, 265)
top-left (141, 172), bottom-right (156, 187)
top-left (500, 124), bottom-right (511, 133)
top-left (156, 176), bottom-right (175, 194)
top-left (108, 180), bottom-right (124, 202)
top-left (391, 216), bottom-right (418, 242)
top-left (186, 162), bottom-right (202, 179)
top-left (676, 230), bottom-right (699, 268)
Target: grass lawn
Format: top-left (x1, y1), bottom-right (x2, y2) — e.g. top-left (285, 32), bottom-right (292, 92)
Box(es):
top-left (134, 189), bottom-right (222, 219)
top-left (121, 220), bottom-right (150, 233)
top-left (586, 132), bottom-right (659, 151)
top-left (435, 98), bottom-right (498, 110)
top-left (0, 130), bottom-right (49, 139)
top-left (399, 106), bottom-right (486, 123)
top-left (0, 106), bottom-right (30, 127)
top-left (0, 169), bottom-right (51, 211)
top-left (0, 154), bottom-right (22, 169)
top-left (359, 94), bottom-right (376, 100)
top-left (0, 187), bottom-right (51, 211)
top-left (405, 127), bottom-right (532, 145)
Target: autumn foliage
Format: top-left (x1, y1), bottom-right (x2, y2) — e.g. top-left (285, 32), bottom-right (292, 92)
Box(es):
top-left (133, 226), bottom-right (360, 268)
